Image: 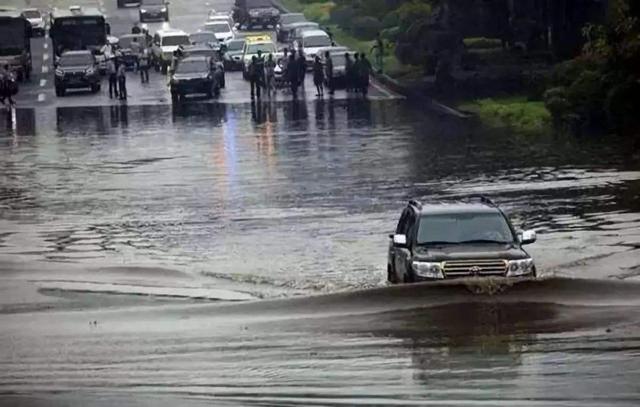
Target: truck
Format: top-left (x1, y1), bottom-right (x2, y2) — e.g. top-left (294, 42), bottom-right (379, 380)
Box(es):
top-left (0, 11), bottom-right (32, 81)
top-left (49, 7), bottom-right (110, 71)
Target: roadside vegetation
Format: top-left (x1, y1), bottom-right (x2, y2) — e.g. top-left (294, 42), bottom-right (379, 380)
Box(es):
top-left (459, 96), bottom-right (552, 135)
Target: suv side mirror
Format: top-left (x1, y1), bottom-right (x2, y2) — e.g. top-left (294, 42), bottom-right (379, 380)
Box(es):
top-left (392, 234), bottom-right (407, 247)
top-left (519, 230), bottom-right (537, 245)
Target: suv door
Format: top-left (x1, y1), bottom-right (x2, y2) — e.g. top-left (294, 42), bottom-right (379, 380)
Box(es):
top-left (389, 208), bottom-right (411, 282)
top-left (394, 209), bottom-right (417, 282)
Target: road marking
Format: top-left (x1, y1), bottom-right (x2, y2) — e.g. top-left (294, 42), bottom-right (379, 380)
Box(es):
top-left (43, 42), bottom-right (48, 49)
top-left (42, 65), bottom-right (49, 74)
top-left (38, 94), bottom-right (46, 102)
top-left (40, 79), bottom-right (46, 87)
top-left (371, 79), bottom-right (393, 99)
top-left (43, 52), bottom-right (49, 62)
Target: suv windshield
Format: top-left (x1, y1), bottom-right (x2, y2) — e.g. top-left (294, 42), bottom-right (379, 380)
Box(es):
top-left (246, 43), bottom-right (276, 54)
top-left (142, 0), bottom-right (163, 5)
top-left (304, 35), bottom-right (331, 48)
top-left (417, 212), bottom-right (514, 245)
top-left (227, 40), bottom-right (245, 51)
top-left (204, 23), bottom-right (229, 33)
top-left (23, 10), bottom-right (41, 18)
top-left (176, 59), bottom-right (208, 74)
top-left (190, 33), bottom-right (217, 44)
top-left (281, 14), bottom-right (304, 24)
top-left (162, 35), bottom-right (189, 46)
top-left (59, 54), bottom-right (93, 66)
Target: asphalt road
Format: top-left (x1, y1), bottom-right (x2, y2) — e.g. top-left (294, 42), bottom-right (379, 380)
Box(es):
top-left (14, 0), bottom-right (398, 108)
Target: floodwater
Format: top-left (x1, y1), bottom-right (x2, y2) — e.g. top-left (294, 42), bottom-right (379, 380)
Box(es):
top-left (1, 100), bottom-right (640, 405)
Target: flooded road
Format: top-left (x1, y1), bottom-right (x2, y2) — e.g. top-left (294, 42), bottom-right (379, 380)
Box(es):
top-left (1, 99), bottom-right (640, 405)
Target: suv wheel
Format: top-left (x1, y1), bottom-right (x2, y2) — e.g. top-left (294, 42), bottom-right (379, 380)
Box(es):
top-left (55, 86), bottom-right (65, 97)
top-left (91, 83), bottom-right (100, 93)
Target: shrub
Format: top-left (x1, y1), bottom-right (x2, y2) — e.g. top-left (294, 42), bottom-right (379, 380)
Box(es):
top-left (396, 1), bottom-right (432, 32)
top-left (381, 11), bottom-right (399, 29)
top-left (329, 5), bottom-right (355, 28)
top-left (303, 2), bottom-right (334, 24)
top-left (381, 26), bottom-right (400, 42)
top-left (543, 86), bottom-right (570, 125)
top-left (566, 69), bottom-right (607, 120)
top-left (351, 16), bottom-right (383, 40)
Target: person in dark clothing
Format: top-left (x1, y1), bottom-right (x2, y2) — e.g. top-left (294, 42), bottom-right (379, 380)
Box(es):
top-left (138, 48), bottom-right (150, 83)
top-left (255, 50), bottom-right (265, 94)
top-left (297, 53), bottom-right (306, 87)
top-left (371, 32), bottom-right (384, 74)
top-left (249, 56), bottom-right (261, 99)
top-left (312, 56), bottom-right (324, 96)
top-left (287, 53), bottom-right (299, 98)
top-left (324, 51), bottom-right (334, 96)
top-left (131, 23), bottom-right (141, 34)
top-left (344, 53), bottom-right (354, 93)
top-left (359, 54), bottom-right (372, 96)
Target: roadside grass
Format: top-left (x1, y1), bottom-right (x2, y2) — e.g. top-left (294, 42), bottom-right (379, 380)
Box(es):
top-left (458, 96), bottom-right (552, 134)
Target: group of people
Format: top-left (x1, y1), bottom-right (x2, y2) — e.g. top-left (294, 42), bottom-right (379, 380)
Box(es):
top-left (315, 52), bottom-right (372, 97)
top-left (103, 30), bottom-right (152, 101)
top-left (246, 50), bottom-right (278, 100)
top-left (0, 65), bottom-right (18, 108)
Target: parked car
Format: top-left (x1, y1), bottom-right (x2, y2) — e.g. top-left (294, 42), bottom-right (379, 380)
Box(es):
top-left (169, 55), bottom-right (221, 101)
top-left (276, 13), bottom-right (305, 42)
top-left (179, 44), bottom-right (225, 87)
top-left (207, 12), bottom-right (234, 28)
top-left (21, 8), bottom-right (45, 37)
top-left (189, 31), bottom-right (220, 50)
top-left (139, 0), bottom-right (169, 22)
top-left (54, 50), bottom-right (100, 96)
top-left (151, 28), bottom-right (189, 74)
top-left (222, 38), bottom-right (245, 70)
top-left (202, 21), bottom-right (234, 42)
top-left (387, 196), bottom-right (537, 283)
top-left (288, 22), bottom-right (320, 50)
top-left (232, 0), bottom-right (279, 29)
top-left (298, 29), bottom-right (332, 68)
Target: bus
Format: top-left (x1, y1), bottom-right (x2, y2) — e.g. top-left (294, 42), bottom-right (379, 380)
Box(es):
top-left (50, 7), bottom-right (109, 58)
top-left (0, 10), bottom-right (32, 81)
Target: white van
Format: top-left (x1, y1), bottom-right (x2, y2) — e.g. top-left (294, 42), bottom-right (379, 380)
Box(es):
top-left (299, 29), bottom-right (332, 68)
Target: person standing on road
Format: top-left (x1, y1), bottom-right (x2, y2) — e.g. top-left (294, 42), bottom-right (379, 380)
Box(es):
top-left (131, 22), bottom-right (141, 34)
top-left (324, 51), bottom-right (334, 96)
top-left (138, 48), bottom-right (150, 83)
top-left (264, 53), bottom-right (276, 98)
top-left (359, 54), bottom-right (372, 96)
top-left (248, 56), bottom-right (261, 100)
top-left (0, 65), bottom-right (17, 107)
top-left (287, 53), bottom-right (299, 98)
top-left (130, 37), bottom-right (142, 70)
top-left (117, 60), bottom-right (127, 100)
top-left (107, 57), bottom-right (118, 99)
top-left (297, 52), bottom-right (306, 88)
top-left (344, 52), bottom-right (354, 93)
top-left (312, 55), bottom-right (324, 97)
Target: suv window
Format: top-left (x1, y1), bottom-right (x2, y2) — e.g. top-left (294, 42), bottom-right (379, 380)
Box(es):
top-left (395, 208), bottom-right (412, 234)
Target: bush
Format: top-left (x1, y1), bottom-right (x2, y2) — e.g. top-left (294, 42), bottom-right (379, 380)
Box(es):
top-left (351, 16), bottom-right (383, 40)
top-left (605, 80), bottom-right (640, 135)
top-left (566, 69), bottom-right (607, 120)
top-left (396, 1), bottom-right (432, 32)
top-left (303, 2), bottom-right (334, 24)
top-left (329, 5), bottom-right (355, 28)
top-left (463, 37), bottom-right (502, 50)
top-left (550, 57), bottom-right (600, 87)
top-left (381, 26), bottom-right (400, 42)
top-left (543, 86), bottom-right (570, 125)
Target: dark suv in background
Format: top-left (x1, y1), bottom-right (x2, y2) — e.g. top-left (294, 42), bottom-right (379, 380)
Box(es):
top-left (54, 50), bottom-right (100, 96)
top-left (387, 196), bottom-right (537, 283)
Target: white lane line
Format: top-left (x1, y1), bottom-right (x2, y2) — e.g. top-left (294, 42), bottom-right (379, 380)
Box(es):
top-left (43, 42), bottom-right (48, 49)
top-left (38, 94), bottom-right (46, 102)
top-left (43, 52), bottom-right (49, 62)
top-left (40, 79), bottom-right (46, 87)
top-left (371, 79), bottom-right (394, 99)
top-left (42, 65), bottom-right (49, 74)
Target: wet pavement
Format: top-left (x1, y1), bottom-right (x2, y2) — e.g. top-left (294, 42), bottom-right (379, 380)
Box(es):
top-left (2, 0), bottom-right (640, 405)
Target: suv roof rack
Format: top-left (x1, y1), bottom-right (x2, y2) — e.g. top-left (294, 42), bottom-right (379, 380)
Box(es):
top-left (408, 199), bottom-right (422, 209)
top-left (467, 195), bottom-right (496, 207)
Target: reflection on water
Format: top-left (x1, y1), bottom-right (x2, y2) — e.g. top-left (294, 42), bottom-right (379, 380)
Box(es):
top-left (0, 100), bottom-right (639, 295)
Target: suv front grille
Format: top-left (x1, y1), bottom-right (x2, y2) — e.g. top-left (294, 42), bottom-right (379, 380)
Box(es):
top-left (443, 259), bottom-right (507, 278)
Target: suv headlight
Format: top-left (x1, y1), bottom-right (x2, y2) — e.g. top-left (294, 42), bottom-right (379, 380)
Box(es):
top-left (161, 7), bottom-right (167, 12)
top-left (412, 262), bottom-right (444, 279)
top-left (506, 258), bottom-right (534, 277)
top-left (85, 67), bottom-right (95, 75)
top-left (140, 8), bottom-right (147, 12)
